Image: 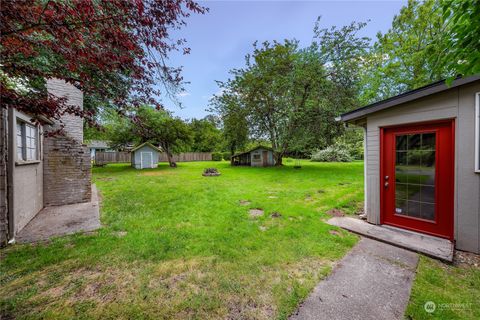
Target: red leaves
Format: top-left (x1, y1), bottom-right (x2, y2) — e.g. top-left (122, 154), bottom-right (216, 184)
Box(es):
top-left (1, 0), bottom-right (207, 124)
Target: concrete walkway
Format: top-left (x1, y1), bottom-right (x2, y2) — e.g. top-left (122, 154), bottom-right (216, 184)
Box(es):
top-left (328, 216), bottom-right (453, 262)
top-left (16, 185), bottom-right (101, 243)
top-left (290, 238), bottom-right (418, 320)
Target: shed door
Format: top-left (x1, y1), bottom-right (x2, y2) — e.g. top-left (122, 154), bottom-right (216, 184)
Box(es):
top-left (141, 152), bottom-right (153, 169)
top-left (262, 151), bottom-right (268, 166)
top-left (381, 120), bottom-right (454, 239)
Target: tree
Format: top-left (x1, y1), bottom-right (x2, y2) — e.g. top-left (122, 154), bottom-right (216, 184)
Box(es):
top-left (188, 117), bottom-right (222, 152)
top-left (1, 0), bottom-right (207, 128)
top-left (360, 0), bottom-right (450, 103)
top-left (209, 88), bottom-right (248, 157)
top-left (133, 107), bottom-right (192, 167)
top-left (441, 0), bottom-right (480, 78)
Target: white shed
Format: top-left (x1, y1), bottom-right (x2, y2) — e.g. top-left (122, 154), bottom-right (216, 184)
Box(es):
top-left (131, 142), bottom-right (161, 169)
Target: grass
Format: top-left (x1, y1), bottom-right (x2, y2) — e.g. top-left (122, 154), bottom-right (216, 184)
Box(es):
top-left (406, 256), bottom-right (480, 320)
top-left (1, 160), bottom-right (364, 319)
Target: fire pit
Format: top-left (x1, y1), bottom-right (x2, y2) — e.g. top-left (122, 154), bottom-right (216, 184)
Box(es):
top-left (202, 168), bottom-right (221, 177)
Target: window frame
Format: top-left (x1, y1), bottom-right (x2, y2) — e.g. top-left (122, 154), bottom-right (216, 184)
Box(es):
top-left (476, 92), bottom-right (480, 173)
top-left (16, 119), bottom-right (40, 163)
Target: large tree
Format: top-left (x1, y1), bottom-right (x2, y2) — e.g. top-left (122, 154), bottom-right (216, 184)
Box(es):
top-left (360, 0), bottom-right (450, 103)
top-left (1, 0), bottom-right (206, 127)
top-left (188, 117), bottom-right (222, 152)
top-left (133, 107), bottom-right (192, 167)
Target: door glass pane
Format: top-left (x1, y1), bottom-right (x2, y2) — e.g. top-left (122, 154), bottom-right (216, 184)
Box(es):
top-left (395, 133), bottom-right (436, 221)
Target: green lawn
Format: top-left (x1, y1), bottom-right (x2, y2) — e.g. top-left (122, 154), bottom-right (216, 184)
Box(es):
top-left (1, 160), bottom-right (363, 319)
top-left (406, 256), bottom-right (480, 320)
top-left (2, 160), bottom-right (478, 319)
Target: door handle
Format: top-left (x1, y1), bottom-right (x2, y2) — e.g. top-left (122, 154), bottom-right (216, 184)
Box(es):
top-left (384, 182), bottom-right (389, 188)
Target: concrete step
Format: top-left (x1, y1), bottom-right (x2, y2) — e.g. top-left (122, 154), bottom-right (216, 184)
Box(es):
top-left (327, 216), bottom-right (454, 262)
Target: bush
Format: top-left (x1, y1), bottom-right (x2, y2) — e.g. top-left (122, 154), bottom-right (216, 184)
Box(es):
top-left (212, 152), bottom-right (223, 161)
top-left (311, 145), bottom-right (353, 162)
top-left (222, 152), bottom-right (231, 161)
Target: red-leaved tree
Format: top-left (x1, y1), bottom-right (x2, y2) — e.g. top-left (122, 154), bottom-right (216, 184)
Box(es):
top-left (1, 0), bottom-right (207, 125)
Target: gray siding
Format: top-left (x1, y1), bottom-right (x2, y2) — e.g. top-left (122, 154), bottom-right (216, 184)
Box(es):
top-left (11, 110), bottom-right (44, 233)
top-left (365, 81), bottom-right (480, 253)
top-left (132, 145), bottom-right (159, 169)
top-left (0, 109), bottom-right (8, 246)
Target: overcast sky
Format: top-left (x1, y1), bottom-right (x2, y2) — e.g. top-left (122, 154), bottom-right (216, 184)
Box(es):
top-left (164, 0), bottom-right (406, 120)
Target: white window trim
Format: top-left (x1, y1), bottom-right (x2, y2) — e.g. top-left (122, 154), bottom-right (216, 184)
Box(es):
top-left (475, 92), bottom-right (480, 173)
top-left (16, 119), bottom-right (40, 164)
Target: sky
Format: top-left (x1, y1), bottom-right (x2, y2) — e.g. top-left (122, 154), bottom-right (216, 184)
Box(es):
top-left (164, 0), bottom-right (407, 120)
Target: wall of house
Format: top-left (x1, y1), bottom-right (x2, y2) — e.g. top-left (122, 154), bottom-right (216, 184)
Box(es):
top-left (132, 146), bottom-right (159, 169)
top-left (11, 110), bottom-right (44, 234)
top-left (250, 148), bottom-right (274, 167)
top-left (44, 79), bottom-right (91, 206)
top-left (365, 81), bottom-right (480, 253)
top-left (0, 109), bottom-right (8, 246)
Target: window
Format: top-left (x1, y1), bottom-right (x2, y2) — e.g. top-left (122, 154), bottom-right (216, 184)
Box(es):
top-left (16, 121), bottom-right (38, 161)
top-left (476, 92), bottom-right (480, 173)
top-left (252, 154), bottom-right (261, 161)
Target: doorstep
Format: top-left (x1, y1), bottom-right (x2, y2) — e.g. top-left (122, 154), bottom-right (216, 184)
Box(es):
top-left (327, 216), bottom-right (454, 262)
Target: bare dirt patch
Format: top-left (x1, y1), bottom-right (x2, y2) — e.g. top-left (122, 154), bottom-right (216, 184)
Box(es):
top-left (270, 212), bottom-right (282, 218)
top-left (239, 200), bottom-right (251, 206)
top-left (249, 209), bottom-right (264, 218)
top-left (325, 208), bottom-right (345, 217)
top-left (454, 250), bottom-right (480, 268)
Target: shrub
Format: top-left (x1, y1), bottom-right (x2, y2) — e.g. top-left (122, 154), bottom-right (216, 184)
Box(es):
top-left (311, 145), bottom-right (353, 162)
top-left (222, 152), bottom-right (231, 161)
top-left (212, 152), bottom-right (222, 161)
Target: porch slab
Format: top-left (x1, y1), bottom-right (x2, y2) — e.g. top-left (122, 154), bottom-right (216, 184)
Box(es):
top-left (16, 185), bottom-right (101, 243)
top-left (327, 216), bottom-right (453, 262)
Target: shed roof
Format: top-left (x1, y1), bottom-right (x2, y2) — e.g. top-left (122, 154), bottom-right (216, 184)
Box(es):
top-left (232, 145), bottom-right (273, 158)
top-left (131, 142), bottom-right (162, 152)
top-left (86, 140), bottom-right (110, 149)
top-left (339, 74), bottom-right (480, 123)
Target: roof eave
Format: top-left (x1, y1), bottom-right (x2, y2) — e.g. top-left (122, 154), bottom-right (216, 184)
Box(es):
top-left (339, 75), bottom-right (480, 123)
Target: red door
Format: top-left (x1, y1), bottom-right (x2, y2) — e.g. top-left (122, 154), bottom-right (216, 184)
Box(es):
top-left (381, 120), bottom-right (454, 239)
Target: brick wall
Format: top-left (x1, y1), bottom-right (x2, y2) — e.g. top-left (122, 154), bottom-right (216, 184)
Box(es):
top-left (0, 109), bottom-right (8, 246)
top-left (43, 135), bottom-right (91, 206)
top-left (44, 79), bottom-right (91, 206)
top-left (46, 78), bottom-right (84, 142)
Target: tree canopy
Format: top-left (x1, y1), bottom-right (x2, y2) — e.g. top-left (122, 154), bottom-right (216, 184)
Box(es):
top-left (1, 0), bottom-right (206, 126)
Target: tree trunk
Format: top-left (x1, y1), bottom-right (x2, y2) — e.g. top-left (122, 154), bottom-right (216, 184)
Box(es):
top-left (274, 152), bottom-right (283, 166)
top-left (166, 150), bottom-right (177, 167)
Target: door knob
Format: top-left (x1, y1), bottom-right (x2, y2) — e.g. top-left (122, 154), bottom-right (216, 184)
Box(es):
top-left (385, 176), bottom-right (389, 180)
top-left (384, 182), bottom-right (389, 188)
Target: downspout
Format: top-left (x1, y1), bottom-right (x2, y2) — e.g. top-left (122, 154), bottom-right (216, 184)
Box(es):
top-left (7, 108), bottom-right (15, 243)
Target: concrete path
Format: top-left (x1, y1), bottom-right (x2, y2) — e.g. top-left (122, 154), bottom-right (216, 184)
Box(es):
top-left (328, 216), bottom-right (453, 262)
top-left (16, 185), bottom-right (101, 243)
top-left (290, 238), bottom-right (418, 320)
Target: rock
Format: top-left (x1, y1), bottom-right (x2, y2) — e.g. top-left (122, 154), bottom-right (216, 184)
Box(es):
top-left (202, 168), bottom-right (221, 176)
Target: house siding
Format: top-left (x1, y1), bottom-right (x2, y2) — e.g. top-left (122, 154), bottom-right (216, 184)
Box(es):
top-left (9, 110), bottom-right (45, 234)
top-left (0, 109), bottom-right (8, 246)
top-left (365, 81), bottom-right (480, 253)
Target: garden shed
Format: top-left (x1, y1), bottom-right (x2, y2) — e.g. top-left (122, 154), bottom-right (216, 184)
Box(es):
top-left (131, 142), bottom-right (161, 169)
top-left (231, 146), bottom-right (275, 167)
top-left (338, 75), bottom-right (480, 254)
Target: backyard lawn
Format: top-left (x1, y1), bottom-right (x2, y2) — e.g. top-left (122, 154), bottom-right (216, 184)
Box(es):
top-left (1, 160), bottom-right (363, 319)
top-left (2, 160), bottom-right (479, 319)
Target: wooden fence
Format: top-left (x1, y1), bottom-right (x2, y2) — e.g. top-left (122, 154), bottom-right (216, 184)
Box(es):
top-left (95, 151), bottom-right (212, 165)
top-left (95, 151), bottom-right (130, 165)
top-left (158, 152), bottom-right (212, 162)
